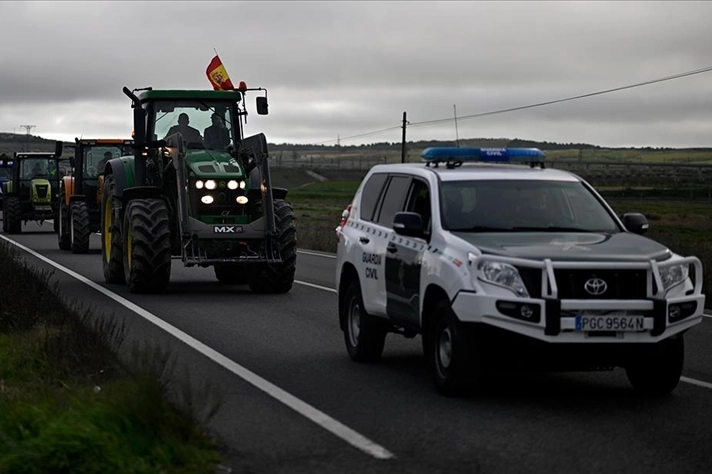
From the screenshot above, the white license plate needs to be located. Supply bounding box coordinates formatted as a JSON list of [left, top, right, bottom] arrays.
[[575, 314, 646, 332]]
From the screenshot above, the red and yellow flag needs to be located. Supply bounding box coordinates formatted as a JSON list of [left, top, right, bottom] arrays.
[[206, 55, 235, 91]]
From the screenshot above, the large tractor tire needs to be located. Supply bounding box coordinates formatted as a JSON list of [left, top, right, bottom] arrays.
[[5, 196, 22, 234], [122, 198, 172, 294], [101, 175, 124, 284], [214, 264, 250, 285], [70, 201, 91, 254], [57, 187, 71, 250], [2, 198, 7, 233], [249, 199, 297, 294]]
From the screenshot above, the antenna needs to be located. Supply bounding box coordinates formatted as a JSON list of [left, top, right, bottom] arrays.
[[453, 105, 460, 148]]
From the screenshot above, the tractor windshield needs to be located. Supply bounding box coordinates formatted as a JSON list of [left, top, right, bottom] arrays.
[[153, 101, 237, 151], [83, 145, 130, 178], [21, 158, 55, 179]]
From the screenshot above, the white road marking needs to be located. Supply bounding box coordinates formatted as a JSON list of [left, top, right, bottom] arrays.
[[681, 377, 712, 390], [297, 249, 337, 259], [295, 280, 337, 293], [0, 235, 394, 460]]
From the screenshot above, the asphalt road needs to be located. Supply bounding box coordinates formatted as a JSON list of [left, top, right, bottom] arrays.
[[3, 220, 712, 474]]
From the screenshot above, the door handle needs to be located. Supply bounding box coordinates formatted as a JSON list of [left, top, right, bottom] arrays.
[[359, 236, 370, 244], [387, 243, 398, 253]]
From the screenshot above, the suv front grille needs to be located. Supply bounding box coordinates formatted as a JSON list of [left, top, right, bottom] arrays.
[[554, 269, 647, 300], [516, 267, 648, 300]]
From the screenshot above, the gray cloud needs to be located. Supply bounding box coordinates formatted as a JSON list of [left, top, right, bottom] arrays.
[[1, 1, 712, 148]]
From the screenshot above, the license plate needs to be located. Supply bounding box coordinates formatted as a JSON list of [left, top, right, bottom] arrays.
[[575, 314, 645, 332]]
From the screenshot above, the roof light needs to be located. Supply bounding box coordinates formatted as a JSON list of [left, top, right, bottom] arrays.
[[421, 147, 545, 168], [238, 81, 247, 92]]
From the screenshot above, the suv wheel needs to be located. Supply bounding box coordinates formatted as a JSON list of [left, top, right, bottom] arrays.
[[343, 279, 387, 363], [625, 336, 684, 396], [429, 300, 484, 396]]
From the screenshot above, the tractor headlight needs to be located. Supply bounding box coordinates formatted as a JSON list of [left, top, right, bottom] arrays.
[[236, 196, 248, 205], [195, 180, 204, 189], [201, 195, 214, 205], [205, 180, 217, 190], [660, 263, 689, 291], [239, 180, 246, 189], [227, 180, 239, 190], [476, 261, 529, 297]]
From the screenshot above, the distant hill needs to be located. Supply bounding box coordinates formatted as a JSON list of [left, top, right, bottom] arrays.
[[1, 132, 710, 159]]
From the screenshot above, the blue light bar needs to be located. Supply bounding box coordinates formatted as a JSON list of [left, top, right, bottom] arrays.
[[421, 147, 545, 164]]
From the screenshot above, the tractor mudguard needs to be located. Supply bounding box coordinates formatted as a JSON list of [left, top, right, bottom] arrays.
[[122, 186, 164, 204], [61, 176, 75, 205], [69, 194, 87, 203], [105, 157, 136, 198]]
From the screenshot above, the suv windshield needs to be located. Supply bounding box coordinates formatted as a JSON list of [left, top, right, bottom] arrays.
[[441, 179, 620, 233], [153, 101, 235, 151]]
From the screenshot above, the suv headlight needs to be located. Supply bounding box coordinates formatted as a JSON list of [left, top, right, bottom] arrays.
[[659, 263, 689, 291], [477, 261, 529, 297]]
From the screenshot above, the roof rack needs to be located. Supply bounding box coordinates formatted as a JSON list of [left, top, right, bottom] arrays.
[[421, 147, 545, 169]]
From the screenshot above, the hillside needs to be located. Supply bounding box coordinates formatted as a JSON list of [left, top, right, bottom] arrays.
[[1, 132, 710, 160]]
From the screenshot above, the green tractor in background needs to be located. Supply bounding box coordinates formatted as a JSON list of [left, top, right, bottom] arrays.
[[2, 142, 65, 234], [101, 85, 296, 293], [58, 138, 133, 253]]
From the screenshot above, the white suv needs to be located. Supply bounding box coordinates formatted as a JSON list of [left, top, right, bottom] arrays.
[[335, 147, 705, 396]]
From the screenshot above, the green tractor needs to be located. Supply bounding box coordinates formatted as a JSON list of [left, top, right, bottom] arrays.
[[101, 85, 296, 294], [58, 138, 133, 253], [2, 142, 65, 234]]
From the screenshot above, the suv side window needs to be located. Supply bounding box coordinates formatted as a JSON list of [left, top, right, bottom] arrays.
[[405, 179, 431, 238], [376, 175, 411, 228], [360, 173, 388, 222]]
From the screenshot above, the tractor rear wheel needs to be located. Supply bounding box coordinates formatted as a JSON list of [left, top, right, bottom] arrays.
[[5, 196, 22, 234], [57, 187, 71, 250], [214, 264, 250, 285], [249, 199, 297, 294], [71, 201, 90, 254], [122, 198, 172, 293], [101, 174, 124, 284]]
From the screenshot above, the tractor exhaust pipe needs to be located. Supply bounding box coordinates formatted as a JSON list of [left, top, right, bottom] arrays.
[[123, 86, 147, 186]]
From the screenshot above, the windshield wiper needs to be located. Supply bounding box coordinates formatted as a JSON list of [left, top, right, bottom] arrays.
[[511, 226, 591, 232], [450, 226, 514, 232]]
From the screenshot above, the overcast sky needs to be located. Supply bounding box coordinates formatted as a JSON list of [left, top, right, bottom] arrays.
[[1, 1, 712, 148]]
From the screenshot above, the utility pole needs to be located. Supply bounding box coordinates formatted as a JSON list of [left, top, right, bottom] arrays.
[[453, 104, 460, 147], [20, 124, 35, 152], [401, 111, 408, 163]]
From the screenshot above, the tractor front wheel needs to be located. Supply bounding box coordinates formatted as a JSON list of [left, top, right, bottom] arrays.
[[71, 201, 90, 254], [249, 199, 297, 294], [101, 174, 124, 284], [122, 198, 172, 293], [5, 196, 22, 234]]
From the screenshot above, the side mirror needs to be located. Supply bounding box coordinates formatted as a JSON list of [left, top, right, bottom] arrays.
[[69, 157, 75, 168], [622, 212, 649, 235], [54, 141, 63, 158], [393, 212, 425, 238], [256, 96, 269, 115]]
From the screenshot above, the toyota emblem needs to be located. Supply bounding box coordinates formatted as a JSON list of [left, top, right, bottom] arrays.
[[584, 278, 607, 296]]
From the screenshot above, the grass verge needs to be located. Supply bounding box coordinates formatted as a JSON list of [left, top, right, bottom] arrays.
[[0, 242, 221, 474]]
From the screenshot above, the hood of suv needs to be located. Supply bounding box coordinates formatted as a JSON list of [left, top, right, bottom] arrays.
[[453, 231, 671, 262]]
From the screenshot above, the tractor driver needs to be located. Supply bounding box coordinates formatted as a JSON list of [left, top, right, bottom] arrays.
[[203, 113, 230, 149], [97, 151, 113, 172], [165, 113, 202, 145]]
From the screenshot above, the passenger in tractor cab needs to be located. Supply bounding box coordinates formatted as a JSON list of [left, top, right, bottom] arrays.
[[97, 151, 113, 172], [203, 113, 230, 149], [165, 113, 202, 145]]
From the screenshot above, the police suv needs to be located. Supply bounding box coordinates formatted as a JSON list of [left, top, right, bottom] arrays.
[[335, 147, 705, 396]]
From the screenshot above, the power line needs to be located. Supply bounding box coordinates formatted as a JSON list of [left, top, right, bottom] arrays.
[[310, 64, 712, 145]]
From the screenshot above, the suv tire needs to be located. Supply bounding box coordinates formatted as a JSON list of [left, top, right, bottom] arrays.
[[625, 336, 684, 396], [343, 279, 387, 363]]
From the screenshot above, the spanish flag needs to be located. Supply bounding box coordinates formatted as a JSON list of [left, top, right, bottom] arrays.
[[206, 55, 235, 91]]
